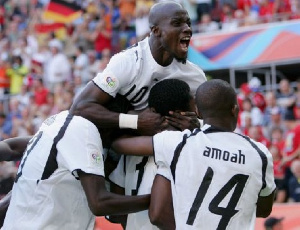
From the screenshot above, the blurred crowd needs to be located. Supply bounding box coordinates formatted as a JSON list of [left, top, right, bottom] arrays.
[[0, 0, 299, 205], [236, 77, 300, 204]]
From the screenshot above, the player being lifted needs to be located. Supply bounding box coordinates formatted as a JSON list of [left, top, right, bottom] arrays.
[[109, 78, 195, 229], [112, 79, 276, 230]]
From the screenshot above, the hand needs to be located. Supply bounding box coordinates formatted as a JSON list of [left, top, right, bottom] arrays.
[[137, 108, 167, 136], [279, 157, 289, 168], [166, 111, 200, 131]]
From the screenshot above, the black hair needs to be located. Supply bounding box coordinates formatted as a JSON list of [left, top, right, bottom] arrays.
[[148, 79, 192, 116]]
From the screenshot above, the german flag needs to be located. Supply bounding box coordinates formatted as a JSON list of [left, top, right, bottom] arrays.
[[43, 0, 82, 23]]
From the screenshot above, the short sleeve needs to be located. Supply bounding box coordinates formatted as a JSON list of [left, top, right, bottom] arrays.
[[156, 164, 171, 181], [259, 147, 277, 197], [58, 117, 105, 178], [153, 130, 190, 178], [92, 52, 136, 97], [109, 155, 126, 188]]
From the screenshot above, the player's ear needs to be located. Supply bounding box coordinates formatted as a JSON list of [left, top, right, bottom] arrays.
[[150, 107, 156, 113], [232, 104, 239, 117], [196, 106, 203, 119], [151, 25, 161, 37]]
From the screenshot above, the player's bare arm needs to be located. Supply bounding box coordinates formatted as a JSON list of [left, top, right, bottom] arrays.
[[107, 182, 128, 228], [111, 136, 153, 156], [79, 171, 150, 216], [0, 136, 32, 161], [0, 191, 11, 228], [256, 190, 276, 218], [70, 82, 164, 135], [149, 175, 175, 230]]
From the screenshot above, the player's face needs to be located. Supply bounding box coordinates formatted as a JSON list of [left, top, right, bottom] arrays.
[[158, 7, 192, 63]]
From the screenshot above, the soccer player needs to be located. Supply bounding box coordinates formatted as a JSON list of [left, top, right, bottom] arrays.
[[150, 79, 276, 229], [109, 79, 195, 229], [69, 1, 206, 136], [1, 111, 150, 230], [112, 80, 276, 229]]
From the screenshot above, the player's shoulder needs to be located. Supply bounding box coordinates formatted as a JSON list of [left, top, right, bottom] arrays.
[[155, 129, 192, 143], [107, 40, 145, 72], [182, 60, 206, 80], [236, 132, 270, 155]]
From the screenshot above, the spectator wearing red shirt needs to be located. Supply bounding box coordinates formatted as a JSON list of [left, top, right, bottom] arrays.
[[88, 6, 112, 59], [259, 0, 275, 22], [273, 0, 292, 20], [269, 144, 286, 187], [248, 125, 271, 148], [33, 78, 49, 106], [282, 122, 300, 168]]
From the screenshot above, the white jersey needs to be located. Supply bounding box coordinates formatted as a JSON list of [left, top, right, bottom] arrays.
[[109, 155, 158, 230], [3, 111, 104, 230], [153, 124, 276, 230], [93, 37, 206, 110]]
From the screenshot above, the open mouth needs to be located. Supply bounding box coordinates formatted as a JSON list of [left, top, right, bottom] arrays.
[[179, 36, 190, 52]]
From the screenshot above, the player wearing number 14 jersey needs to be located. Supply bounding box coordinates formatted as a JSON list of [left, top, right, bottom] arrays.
[[150, 80, 276, 229]]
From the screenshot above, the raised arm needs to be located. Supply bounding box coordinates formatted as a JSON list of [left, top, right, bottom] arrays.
[[79, 171, 150, 216], [256, 190, 275, 218], [0, 136, 32, 161], [70, 82, 119, 129], [111, 136, 154, 156], [149, 175, 175, 230], [70, 82, 164, 136]]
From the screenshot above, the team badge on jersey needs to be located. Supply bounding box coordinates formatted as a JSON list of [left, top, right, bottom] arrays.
[[99, 71, 119, 93], [90, 151, 102, 166]]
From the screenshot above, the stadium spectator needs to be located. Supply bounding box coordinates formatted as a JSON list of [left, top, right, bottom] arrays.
[[263, 106, 287, 140], [294, 78, 300, 119], [98, 48, 112, 73], [269, 127, 285, 152], [73, 45, 90, 84], [281, 121, 300, 168], [239, 97, 263, 127], [288, 160, 300, 202], [198, 13, 219, 33], [195, 0, 213, 21], [269, 144, 286, 190], [88, 6, 112, 59], [86, 49, 101, 79], [0, 113, 11, 141], [276, 78, 296, 123], [263, 91, 283, 126], [32, 78, 49, 107], [248, 77, 266, 112], [135, 4, 151, 41], [248, 125, 270, 148], [6, 56, 28, 95], [45, 39, 71, 92], [0, 59, 10, 98]]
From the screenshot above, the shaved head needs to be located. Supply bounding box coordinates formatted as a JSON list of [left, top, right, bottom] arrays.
[[196, 79, 237, 119], [149, 1, 184, 28]]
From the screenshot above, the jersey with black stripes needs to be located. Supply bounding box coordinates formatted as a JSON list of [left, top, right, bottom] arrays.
[[93, 37, 206, 110], [153, 124, 276, 230], [109, 155, 159, 230], [3, 111, 104, 230]]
